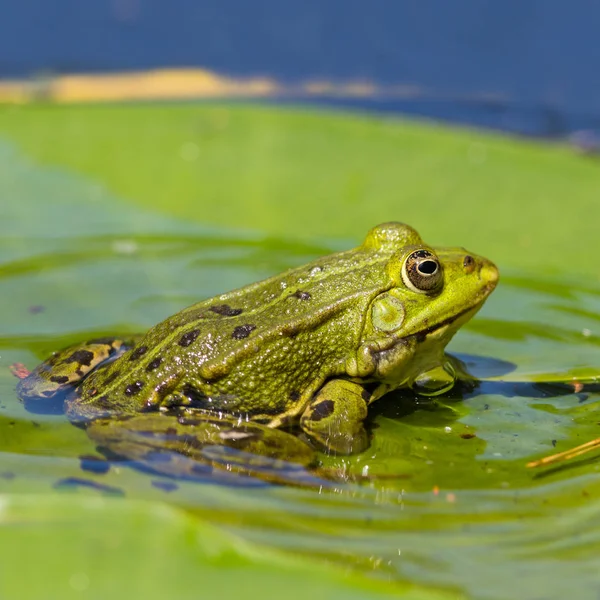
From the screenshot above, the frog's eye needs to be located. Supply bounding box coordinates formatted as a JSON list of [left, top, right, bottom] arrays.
[[402, 250, 443, 293]]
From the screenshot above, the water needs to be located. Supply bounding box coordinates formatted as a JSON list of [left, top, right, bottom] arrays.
[[2, 136, 600, 598], [2, 1, 600, 137]]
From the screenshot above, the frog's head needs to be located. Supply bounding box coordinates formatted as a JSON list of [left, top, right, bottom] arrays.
[[355, 222, 498, 386]]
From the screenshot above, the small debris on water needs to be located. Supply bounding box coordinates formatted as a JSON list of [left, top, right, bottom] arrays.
[[9, 363, 30, 379]]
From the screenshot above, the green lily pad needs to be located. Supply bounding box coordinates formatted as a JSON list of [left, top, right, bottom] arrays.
[[0, 493, 454, 599], [2, 102, 600, 600]]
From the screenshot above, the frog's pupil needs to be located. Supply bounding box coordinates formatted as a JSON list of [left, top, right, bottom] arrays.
[[418, 260, 438, 275]]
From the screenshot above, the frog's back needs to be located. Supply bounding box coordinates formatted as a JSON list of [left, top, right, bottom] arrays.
[[76, 237, 400, 418]]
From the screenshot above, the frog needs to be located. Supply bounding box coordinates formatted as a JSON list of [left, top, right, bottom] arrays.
[[16, 222, 498, 484]]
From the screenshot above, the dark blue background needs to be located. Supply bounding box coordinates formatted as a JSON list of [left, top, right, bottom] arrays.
[[3, 1, 599, 135]]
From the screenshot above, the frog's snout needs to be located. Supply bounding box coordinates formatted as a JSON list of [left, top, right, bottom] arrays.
[[477, 257, 499, 290]]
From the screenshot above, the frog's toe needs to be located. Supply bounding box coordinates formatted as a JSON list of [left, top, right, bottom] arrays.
[[410, 362, 457, 396]]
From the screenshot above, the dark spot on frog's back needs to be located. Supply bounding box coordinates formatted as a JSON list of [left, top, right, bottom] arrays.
[[66, 349, 94, 366], [289, 390, 301, 401], [146, 357, 162, 372], [129, 345, 148, 361], [281, 324, 300, 338], [209, 304, 243, 317], [292, 291, 311, 301], [50, 375, 69, 384], [124, 380, 145, 396], [310, 400, 335, 421], [103, 370, 120, 385], [178, 329, 200, 347], [232, 324, 256, 340]]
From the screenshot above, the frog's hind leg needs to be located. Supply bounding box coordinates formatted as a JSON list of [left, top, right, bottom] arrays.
[[86, 411, 321, 486], [300, 379, 370, 455], [16, 335, 144, 409]]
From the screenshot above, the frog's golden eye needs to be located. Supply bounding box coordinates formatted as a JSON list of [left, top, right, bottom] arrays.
[[402, 250, 443, 293]]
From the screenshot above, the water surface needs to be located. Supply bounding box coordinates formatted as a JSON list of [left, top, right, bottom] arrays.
[[2, 139, 600, 599]]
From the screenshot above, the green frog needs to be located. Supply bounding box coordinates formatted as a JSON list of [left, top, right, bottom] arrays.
[[17, 223, 498, 483]]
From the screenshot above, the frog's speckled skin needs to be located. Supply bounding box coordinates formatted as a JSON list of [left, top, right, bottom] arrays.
[[17, 223, 498, 478]]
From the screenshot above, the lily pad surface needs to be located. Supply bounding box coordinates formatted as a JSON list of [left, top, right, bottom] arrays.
[[1, 104, 600, 599]]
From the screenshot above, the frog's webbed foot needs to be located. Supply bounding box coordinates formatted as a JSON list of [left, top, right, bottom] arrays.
[[16, 335, 144, 410], [86, 411, 321, 486], [410, 361, 457, 396], [300, 379, 370, 455]]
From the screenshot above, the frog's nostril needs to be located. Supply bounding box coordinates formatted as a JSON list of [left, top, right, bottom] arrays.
[[463, 255, 475, 273]]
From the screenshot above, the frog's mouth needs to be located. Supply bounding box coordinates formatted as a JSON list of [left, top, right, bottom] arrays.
[[416, 274, 498, 341], [413, 301, 484, 342]]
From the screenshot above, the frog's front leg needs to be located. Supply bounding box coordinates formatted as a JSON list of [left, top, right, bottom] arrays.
[[300, 379, 370, 455], [17, 335, 144, 405]]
